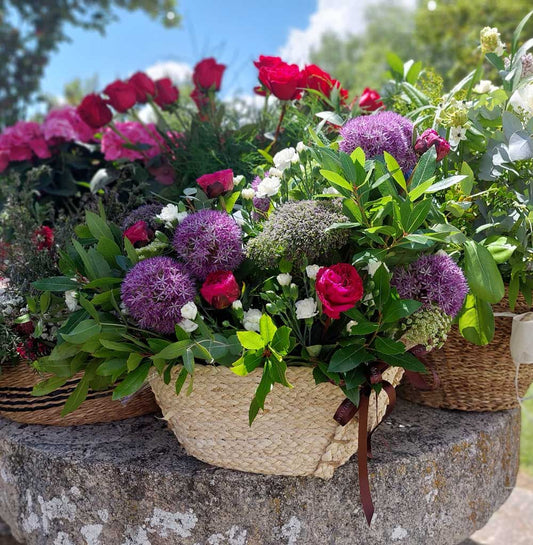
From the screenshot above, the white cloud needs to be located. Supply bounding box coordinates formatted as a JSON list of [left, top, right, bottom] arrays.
[[279, 0, 416, 66], [145, 61, 192, 85]]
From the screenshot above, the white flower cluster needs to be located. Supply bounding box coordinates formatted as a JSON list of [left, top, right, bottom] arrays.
[[0, 279, 24, 318], [255, 176, 281, 198], [156, 203, 188, 228]]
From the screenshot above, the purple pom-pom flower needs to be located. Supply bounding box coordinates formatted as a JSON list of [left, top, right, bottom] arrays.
[[392, 253, 468, 318], [173, 209, 244, 280], [339, 111, 417, 172], [251, 175, 271, 216], [121, 256, 196, 334], [122, 203, 164, 231]]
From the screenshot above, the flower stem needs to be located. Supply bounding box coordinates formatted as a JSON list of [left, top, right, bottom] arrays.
[[273, 101, 288, 145]]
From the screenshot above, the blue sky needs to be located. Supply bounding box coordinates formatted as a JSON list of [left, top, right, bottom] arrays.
[[42, 1, 317, 99]]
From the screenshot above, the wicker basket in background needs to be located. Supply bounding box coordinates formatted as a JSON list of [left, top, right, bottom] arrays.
[[400, 294, 533, 411], [150, 364, 404, 479], [0, 364, 159, 425]]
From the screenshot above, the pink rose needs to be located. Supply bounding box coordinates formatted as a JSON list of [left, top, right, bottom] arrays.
[[258, 61, 302, 101], [128, 72, 156, 103], [103, 80, 137, 112], [200, 271, 240, 309], [414, 129, 450, 161], [43, 106, 95, 144], [196, 169, 234, 198], [315, 263, 364, 319], [77, 94, 113, 129], [148, 162, 176, 185], [123, 221, 153, 247], [193, 58, 226, 91], [101, 122, 163, 162], [358, 88, 383, 112]]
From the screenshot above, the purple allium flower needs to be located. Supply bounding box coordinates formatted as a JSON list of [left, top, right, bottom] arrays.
[[251, 175, 270, 215], [122, 204, 164, 232], [121, 257, 196, 334], [391, 254, 468, 318], [339, 111, 417, 172], [173, 209, 244, 280]]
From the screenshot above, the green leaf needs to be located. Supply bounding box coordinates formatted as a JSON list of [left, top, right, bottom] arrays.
[[32, 376, 68, 397], [153, 340, 192, 360], [249, 364, 274, 425], [97, 237, 122, 264], [78, 295, 100, 322], [72, 239, 97, 279], [61, 374, 90, 416], [271, 326, 291, 354], [175, 367, 189, 395], [182, 348, 195, 374], [373, 337, 406, 355], [39, 291, 51, 314], [377, 351, 427, 373], [373, 264, 391, 309], [319, 169, 353, 192], [32, 277, 78, 292], [237, 330, 265, 350], [112, 361, 151, 400], [485, 236, 518, 264], [458, 293, 495, 346], [96, 358, 128, 378], [464, 240, 505, 304], [225, 191, 240, 213], [512, 10, 533, 53], [405, 199, 432, 233], [61, 320, 101, 344], [426, 175, 467, 193], [86, 211, 114, 241], [328, 346, 374, 373], [269, 356, 292, 388], [127, 352, 143, 372], [259, 314, 277, 344], [410, 147, 436, 189], [386, 51, 404, 74], [383, 151, 406, 191], [124, 237, 139, 265], [382, 299, 422, 323], [100, 339, 139, 353]]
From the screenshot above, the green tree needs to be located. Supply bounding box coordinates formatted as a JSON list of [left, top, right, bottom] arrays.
[[414, 0, 533, 87], [0, 0, 180, 127], [311, 1, 419, 93]]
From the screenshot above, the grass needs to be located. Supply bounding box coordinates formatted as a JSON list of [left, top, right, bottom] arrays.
[[520, 385, 533, 476]]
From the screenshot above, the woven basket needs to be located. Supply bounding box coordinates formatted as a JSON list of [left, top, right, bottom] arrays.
[[149, 364, 404, 479], [0, 363, 159, 425], [400, 294, 533, 411]]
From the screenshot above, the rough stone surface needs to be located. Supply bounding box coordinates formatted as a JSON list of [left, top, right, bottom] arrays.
[[0, 401, 520, 545]]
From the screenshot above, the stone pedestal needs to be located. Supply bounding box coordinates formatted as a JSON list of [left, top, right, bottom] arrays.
[[0, 400, 520, 545]]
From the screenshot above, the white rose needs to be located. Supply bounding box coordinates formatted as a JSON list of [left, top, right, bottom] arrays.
[[233, 175, 244, 184], [256, 176, 281, 198], [232, 209, 245, 226], [156, 203, 186, 227], [179, 319, 198, 333], [64, 290, 79, 312], [277, 273, 292, 286], [269, 167, 284, 178], [180, 301, 198, 320], [241, 188, 256, 200], [243, 308, 262, 332], [346, 320, 358, 332], [306, 264, 321, 280], [296, 141, 308, 153], [232, 300, 243, 310], [295, 298, 318, 320], [473, 80, 498, 94], [273, 147, 298, 171]]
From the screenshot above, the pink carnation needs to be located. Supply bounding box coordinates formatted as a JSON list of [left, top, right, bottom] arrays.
[[43, 106, 95, 145], [101, 121, 164, 162], [0, 121, 50, 171]]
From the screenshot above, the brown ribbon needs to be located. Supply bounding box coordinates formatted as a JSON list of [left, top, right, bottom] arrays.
[[333, 363, 397, 526], [404, 345, 441, 391]]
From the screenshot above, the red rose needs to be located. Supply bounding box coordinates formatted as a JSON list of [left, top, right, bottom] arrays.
[[259, 62, 302, 101], [200, 271, 240, 309], [253, 55, 283, 70], [193, 57, 226, 91], [32, 226, 54, 251], [77, 94, 113, 129], [103, 80, 137, 113], [123, 220, 153, 247], [154, 78, 179, 107], [414, 129, 450, 161], [128, 72, 156, 103], [315, 263, 364, 319], [358, 87, 383, 112], [197, 169, 234, 198]]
